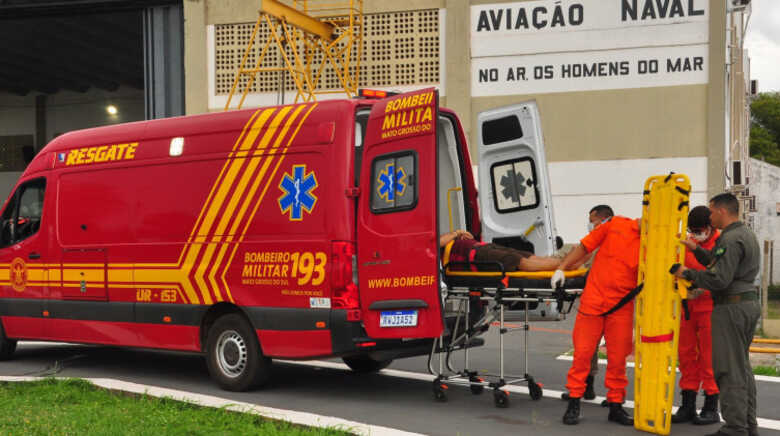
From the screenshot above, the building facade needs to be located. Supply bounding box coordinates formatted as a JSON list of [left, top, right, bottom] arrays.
[[182, 0, 750, 243], [750, 157, 779, 286]]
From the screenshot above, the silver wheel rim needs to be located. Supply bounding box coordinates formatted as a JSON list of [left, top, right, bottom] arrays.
[[216, 329, 248, 378]]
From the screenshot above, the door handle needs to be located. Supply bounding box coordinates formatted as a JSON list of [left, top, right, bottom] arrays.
[[28, 252, 41, 260]]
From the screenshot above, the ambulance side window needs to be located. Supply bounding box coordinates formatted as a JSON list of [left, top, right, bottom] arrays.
[[0, 178, 46, 248], [370, 151, 417, 213], [490, 157, 539, 213]]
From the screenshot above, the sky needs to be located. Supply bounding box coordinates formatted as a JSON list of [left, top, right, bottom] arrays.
[[745, 0, 780, 92]]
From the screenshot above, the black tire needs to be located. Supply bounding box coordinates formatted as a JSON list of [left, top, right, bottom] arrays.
[[469, 376, 485, 395], [342, 354, 392, 373], [433, 379, 448, 402], [0, 321, 17, 361], [205, 314, 270, 392], [494, 389, 510, 408], [529, 380, 543, 400]]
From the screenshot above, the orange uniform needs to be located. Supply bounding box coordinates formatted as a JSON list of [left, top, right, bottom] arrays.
[[678, 230, 720, 395], [566, 216, 640, 403]]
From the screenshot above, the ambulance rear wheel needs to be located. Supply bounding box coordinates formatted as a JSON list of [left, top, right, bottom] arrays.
[[206, 314, 270, 391], [342, 355, 392, 373], [0, 321, 17, 361]]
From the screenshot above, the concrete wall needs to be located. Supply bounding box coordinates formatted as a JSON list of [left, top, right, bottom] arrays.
[[750, 158, 780, 286]]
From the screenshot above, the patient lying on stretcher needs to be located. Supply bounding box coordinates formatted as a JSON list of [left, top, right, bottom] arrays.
[[440, 229, 566, 272]]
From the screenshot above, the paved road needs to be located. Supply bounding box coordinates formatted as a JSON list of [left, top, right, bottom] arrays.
[[1, 309, 778, 435]]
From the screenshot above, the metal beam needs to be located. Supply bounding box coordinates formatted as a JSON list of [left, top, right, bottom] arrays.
[[143, 3, 184, 119], [261, 0, 334, 42]]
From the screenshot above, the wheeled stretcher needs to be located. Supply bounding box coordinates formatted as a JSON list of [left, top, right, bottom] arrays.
[[428, 242, 588, 407]]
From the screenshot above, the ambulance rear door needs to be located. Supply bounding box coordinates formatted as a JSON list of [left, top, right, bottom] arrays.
[[477, 102, 559, 256], [356, 88, 443, 339]]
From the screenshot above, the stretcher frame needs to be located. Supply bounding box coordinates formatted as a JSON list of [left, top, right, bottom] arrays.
[[428, 257, 586, 408]]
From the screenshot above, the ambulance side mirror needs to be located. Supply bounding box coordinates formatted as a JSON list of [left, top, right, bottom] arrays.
[[555, 236, 564, 250]]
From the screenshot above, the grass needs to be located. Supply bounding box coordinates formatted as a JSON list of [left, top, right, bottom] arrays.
[[753, 366, 780, 377], [0, 379, 352, 436]]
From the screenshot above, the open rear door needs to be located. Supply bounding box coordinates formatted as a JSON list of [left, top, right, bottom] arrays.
[[477, 102, 558, 256], [357, 88, 443, 339]]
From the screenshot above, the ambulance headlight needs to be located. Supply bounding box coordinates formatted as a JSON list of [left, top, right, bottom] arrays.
[[169, 137, 184, 156]]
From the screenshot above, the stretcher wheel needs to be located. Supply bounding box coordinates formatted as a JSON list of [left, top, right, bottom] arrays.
[[528, 380, 543, 400], [432, 379, 448, 402], [493, 389, 510, 408], [469, 376, 484, 395]]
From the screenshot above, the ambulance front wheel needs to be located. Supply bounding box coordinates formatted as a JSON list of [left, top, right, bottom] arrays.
[[342, 354, 393, 373], [206, 314, 271, 391], [0, 321, 17, 361]]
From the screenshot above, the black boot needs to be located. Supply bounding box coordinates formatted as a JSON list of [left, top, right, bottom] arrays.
[[607, 402, 634, 426], [693, 393, 720, 425], [584, 375, 596, 400], [672, 390, 697, 423], [563, 397, 581, 425]]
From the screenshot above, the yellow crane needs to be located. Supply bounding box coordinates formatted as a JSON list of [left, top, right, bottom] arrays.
[[225, 0, 363, 110]]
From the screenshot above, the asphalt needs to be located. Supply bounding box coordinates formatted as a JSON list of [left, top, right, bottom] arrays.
[[1, 307, 778, 436]]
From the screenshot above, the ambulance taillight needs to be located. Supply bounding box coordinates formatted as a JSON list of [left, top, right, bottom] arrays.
[[331, 241, 360, 312]]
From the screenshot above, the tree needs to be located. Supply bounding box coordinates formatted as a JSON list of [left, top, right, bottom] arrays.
[[750, 92, 780, 167]]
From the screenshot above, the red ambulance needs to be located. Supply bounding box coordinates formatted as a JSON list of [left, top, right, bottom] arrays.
[[0, 88, 558, 391]]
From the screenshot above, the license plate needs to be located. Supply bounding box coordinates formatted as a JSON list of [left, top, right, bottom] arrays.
[[380, 310, 418, 327]]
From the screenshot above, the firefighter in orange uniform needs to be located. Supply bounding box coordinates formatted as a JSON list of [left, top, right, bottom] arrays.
[[672, 206, 721, 425], [552, 205, 639, 426]]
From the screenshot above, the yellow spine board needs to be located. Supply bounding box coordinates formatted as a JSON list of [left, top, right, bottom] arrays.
[[634, 174, 691, 435]]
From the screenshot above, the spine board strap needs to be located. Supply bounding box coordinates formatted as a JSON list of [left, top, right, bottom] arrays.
[[599, 282, 644, 316]]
